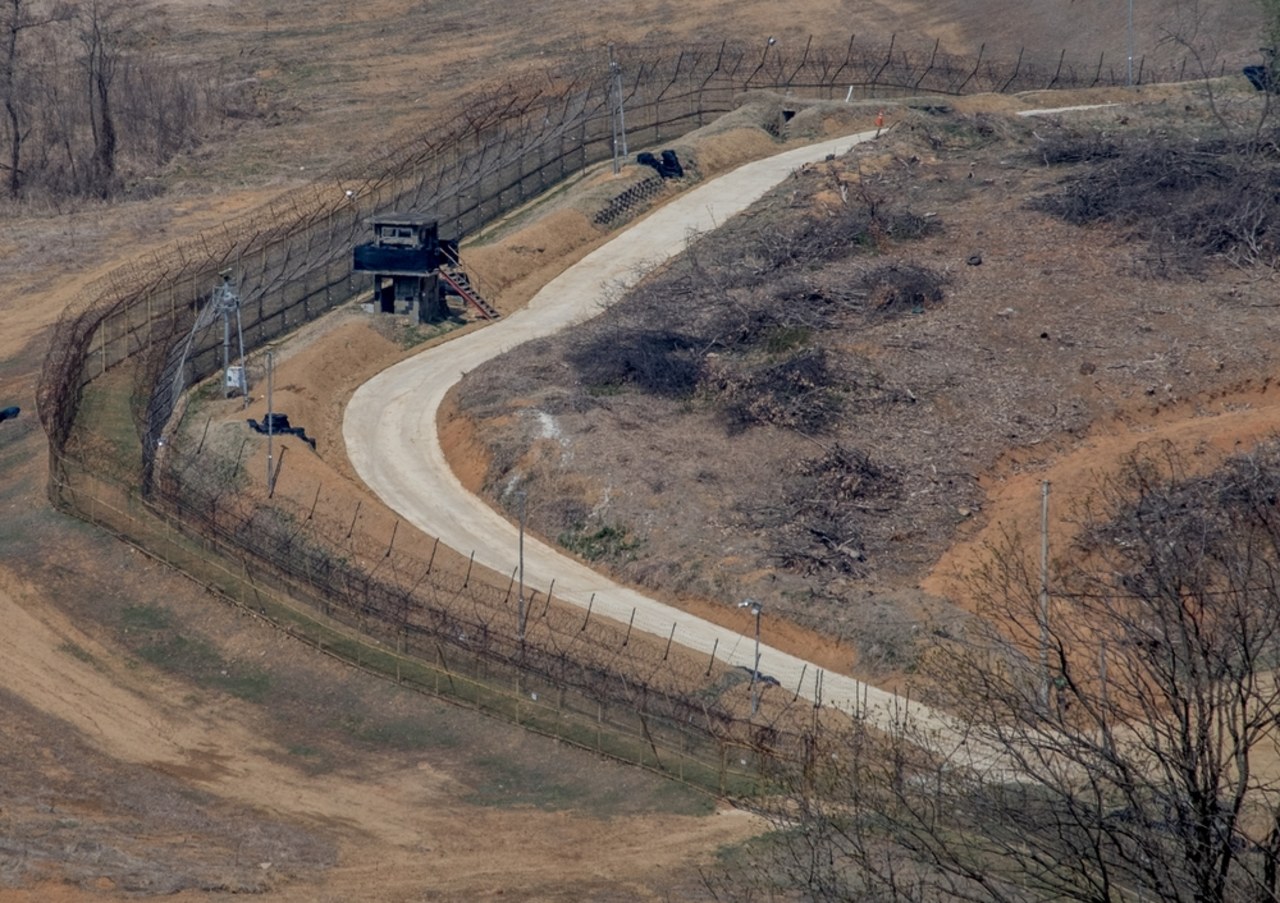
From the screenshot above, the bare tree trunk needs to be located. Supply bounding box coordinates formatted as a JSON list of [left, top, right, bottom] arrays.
[[1263, 813, 1280, 903], [81, 0, 119, 198], [4, 94, 19, 199], [2, 0, 75, 199], [92, 44, 113, 193], [2, 0, 25, 199]]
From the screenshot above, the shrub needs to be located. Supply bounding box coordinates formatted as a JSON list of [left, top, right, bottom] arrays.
[[567, 328, 704, 397], [745, 443, 898, 576], [712, 347, 844, 434], [1030, 134, 1280, 271], [558, 522, 641, 562], [860, 262, 948, 317]]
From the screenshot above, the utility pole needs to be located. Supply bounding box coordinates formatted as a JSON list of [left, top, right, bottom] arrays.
[[739, 598, 763, 716], [517, 490, 527, 645], [1039, 480, 1051, 712], [220, 277, 232, 393], [1127, 0, 1135, 87], [266, 350, 275, 493], [608, 44, 628, 173]]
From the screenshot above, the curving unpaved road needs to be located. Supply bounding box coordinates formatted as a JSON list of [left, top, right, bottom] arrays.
[[345, 130, 971, 747]]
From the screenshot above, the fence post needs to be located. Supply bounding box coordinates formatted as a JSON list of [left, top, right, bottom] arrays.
[[48, 42, 1076, 800]]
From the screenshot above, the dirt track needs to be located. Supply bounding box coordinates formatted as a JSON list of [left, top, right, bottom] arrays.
[[0, 566, 763, 902]]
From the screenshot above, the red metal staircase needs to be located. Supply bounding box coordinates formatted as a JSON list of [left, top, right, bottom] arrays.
[[438, 248, 500, 321]]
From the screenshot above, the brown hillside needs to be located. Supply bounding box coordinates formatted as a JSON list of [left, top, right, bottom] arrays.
[[0, 0, 1270, 900], [448, 90, 1280, 680]]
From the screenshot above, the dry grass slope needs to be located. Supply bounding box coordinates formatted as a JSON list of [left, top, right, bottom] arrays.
[[0, 0, 1275, 899]]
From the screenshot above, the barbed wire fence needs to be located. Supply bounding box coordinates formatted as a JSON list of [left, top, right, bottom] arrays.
[[58, 434, 829, 793], [36, 35, 1190, 790]]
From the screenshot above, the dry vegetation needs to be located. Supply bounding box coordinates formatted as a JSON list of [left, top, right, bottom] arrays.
[[1, 0, 1278, 899], [706, 438, 1280, 902], [452, 88, 1280, 678], [1031, 129, 1280, 273]]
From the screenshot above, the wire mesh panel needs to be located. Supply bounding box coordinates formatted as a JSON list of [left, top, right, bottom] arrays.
[[36, 34, 1188, 785]]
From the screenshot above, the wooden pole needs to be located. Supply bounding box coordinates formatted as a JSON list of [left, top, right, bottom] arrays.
[[794, 663, 808, 702], [517, 491, 527, 643], [426, 536, 440, 574], [1039, 480, 1051, 711]]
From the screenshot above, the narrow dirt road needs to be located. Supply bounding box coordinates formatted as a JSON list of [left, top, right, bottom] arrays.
[[343, 129, 970, 743], [0, 566, 764, 901]]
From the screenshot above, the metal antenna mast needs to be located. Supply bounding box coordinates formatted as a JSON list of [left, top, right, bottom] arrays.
[[214, 270, 247, 405], [608, 44, 628, 173]]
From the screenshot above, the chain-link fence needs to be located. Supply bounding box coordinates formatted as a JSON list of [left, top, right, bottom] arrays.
[[54, 454, 826, 794], [36, 35, 1190, 788], [38, 37, 1186, 481]]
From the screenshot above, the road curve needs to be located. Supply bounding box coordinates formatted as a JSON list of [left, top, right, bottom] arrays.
[[344, 130, 966, 745]]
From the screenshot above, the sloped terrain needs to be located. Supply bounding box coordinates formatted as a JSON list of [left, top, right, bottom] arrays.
[[0, 0, 1272, 899], [449, 87, 1280, 678]]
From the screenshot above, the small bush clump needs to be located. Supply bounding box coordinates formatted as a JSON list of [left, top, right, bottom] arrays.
[[861, 262, 948, 317], [567, 329, 704, 397], [745, 443, 899, 576], [710, 347, 844, 434], [558, 522, 642, 562], [1031, 132, 1280, 272]]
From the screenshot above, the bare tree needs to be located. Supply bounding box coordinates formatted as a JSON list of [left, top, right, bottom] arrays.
[[78, 0, 127, 197], [0, 0, 70, 198], [36, 24, 80, 193], [713, 441, 1280, 902]]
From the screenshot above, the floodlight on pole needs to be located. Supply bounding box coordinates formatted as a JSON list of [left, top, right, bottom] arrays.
[[738, 598, 763, 715], [214, 270, 246, 404]]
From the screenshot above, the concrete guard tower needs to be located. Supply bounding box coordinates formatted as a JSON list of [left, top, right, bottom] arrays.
[[352, 214, 449, 323]]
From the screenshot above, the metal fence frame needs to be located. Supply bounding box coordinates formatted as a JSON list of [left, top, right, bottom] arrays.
[[35, 35, 1188, 788]]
